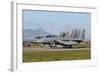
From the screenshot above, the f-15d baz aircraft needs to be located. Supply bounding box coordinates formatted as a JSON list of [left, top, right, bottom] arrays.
[[35, 29, 86, 48]]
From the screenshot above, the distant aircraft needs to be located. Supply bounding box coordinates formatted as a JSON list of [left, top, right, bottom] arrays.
[[34, 29, 86, 48]]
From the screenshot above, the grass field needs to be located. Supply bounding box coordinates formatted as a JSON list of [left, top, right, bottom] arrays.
[[23, 49, 91, 62]]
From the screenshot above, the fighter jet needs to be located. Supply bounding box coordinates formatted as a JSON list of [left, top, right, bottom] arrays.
[[34, 29, 86, 48]]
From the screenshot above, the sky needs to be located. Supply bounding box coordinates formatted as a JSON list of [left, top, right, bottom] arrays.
[[23, 10, 91, 40]]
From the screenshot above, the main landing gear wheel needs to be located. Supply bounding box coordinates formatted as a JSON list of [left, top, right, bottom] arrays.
[[69, 45, 72, 48]]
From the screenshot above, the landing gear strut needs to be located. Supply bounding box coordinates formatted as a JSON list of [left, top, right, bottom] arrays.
[[69, 45, 72, 48]]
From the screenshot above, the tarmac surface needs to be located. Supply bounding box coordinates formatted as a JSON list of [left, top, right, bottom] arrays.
[[23, 47, 90, 52]]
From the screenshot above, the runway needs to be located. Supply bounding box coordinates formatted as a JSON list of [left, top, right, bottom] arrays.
[[23, 47, 90, 52]]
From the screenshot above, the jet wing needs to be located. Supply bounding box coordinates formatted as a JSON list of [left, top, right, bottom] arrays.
[[54, 39, 78, 45]]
